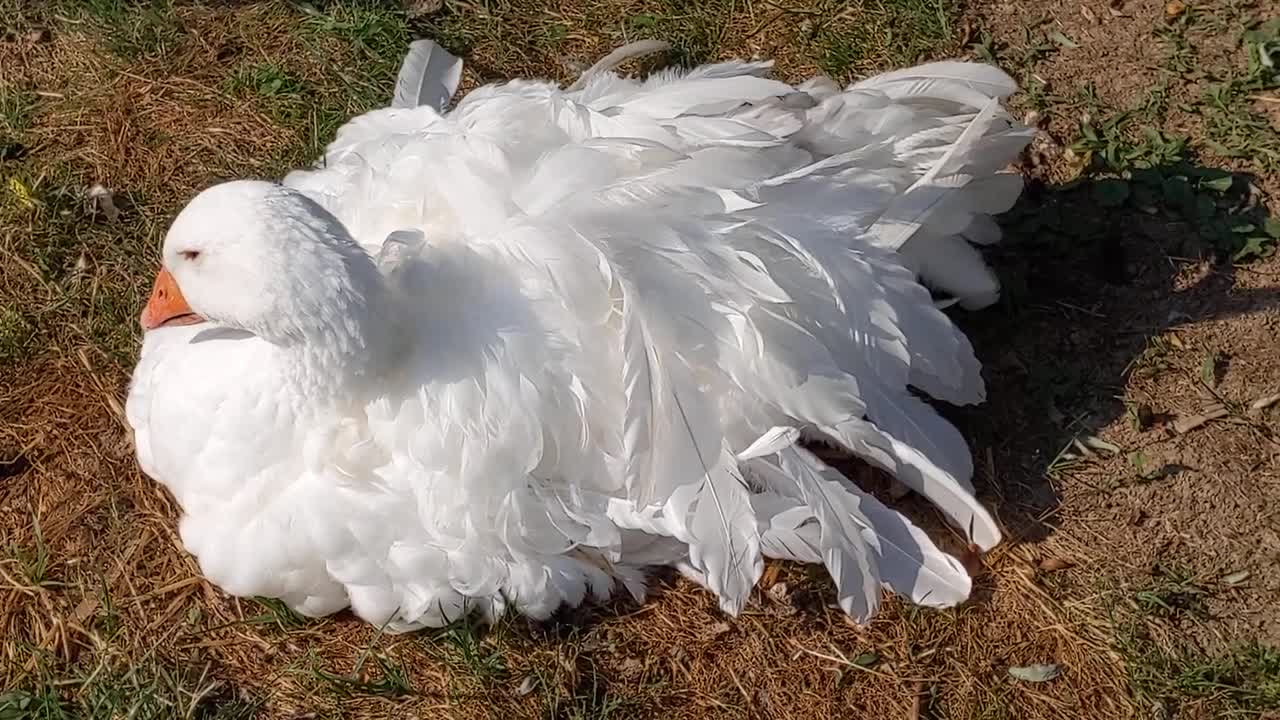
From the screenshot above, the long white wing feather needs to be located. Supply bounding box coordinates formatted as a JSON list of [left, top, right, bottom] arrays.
[[393, 39, 463, 111], [851, 61, 1019, 100], [825, 418, 1002, 550], [777, 447, 881, 620], [748, 448, 971, 608]]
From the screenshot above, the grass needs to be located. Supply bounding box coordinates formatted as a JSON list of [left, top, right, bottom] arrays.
[[0, 0, 1277, 717], [810, 0, 953, 78], [1198, 17, 1280, 169], [1120, 636, 1280, 716], [75, 0, 186, 60], [970, 0, 1279, 265], [246, 597, 309, 632], [0, 306, 36, 364], [0, 85, 34, 141], [427, 618, 510, 685], [1113, 568, 1280, 715], [417, 0, 955, 83], [0, 659, 262, 719], [1105, 566, 1280, 712]]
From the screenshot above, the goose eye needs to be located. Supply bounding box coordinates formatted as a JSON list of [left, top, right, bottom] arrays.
[[180, 250, 201, 261]]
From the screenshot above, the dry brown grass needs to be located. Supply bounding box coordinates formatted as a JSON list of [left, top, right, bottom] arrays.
[[2, 1, 1278, 718]]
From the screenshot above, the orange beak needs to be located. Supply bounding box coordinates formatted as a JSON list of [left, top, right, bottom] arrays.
[[140, 267, 204, 331]]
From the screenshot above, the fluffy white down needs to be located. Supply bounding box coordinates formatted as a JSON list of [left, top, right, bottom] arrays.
[[126, 42, 1035, 632]]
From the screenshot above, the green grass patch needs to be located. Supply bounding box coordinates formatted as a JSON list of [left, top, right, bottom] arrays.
[[0, 305, 37, 365], [0, 169, 154, 363], [69, 0, 185, 61], [814, 0, 953, 79], [0, 85, 35, 140], [0, 661, 261, 720], [975, 0, 1280, 264], [427, 617, 510, 684], [226, 62, 305, 100], [1108, 567, 1280, 715], [245, 596, 309, 632], [230, 3, 410, 170], [1118, 633, 1280, 714], [1199, 18, 1280, 169]]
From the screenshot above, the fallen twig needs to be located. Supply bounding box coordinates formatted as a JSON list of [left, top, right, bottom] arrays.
[[1173, 404, 1230, 434], [1249, 393, 1280, 412]]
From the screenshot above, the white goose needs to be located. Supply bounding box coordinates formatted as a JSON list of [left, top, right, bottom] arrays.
[[126, 41, 1035, 631]]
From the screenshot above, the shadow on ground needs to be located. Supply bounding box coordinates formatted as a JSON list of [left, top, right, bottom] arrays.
[[951, 156, 1277, 542]]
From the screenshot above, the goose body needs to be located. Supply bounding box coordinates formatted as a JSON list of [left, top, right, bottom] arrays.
[[126, 42, 1034, 631]]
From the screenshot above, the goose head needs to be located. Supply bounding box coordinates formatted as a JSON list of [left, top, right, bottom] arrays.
[[141, 180, 391, 388]]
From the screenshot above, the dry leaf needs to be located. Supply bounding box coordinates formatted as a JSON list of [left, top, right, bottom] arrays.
[[1081, 435, 1121, 454], [1049, 30, 1079, 49], [910, 680, 925, 720], [960, 543, 984, 576], [1173, 404, 1229, 434], [1221, 570, 1250, 587], [1164, 0, 1185, 18], [8, 176, 35, 209], [1081, 4, 1098, 22], [1009, 663, 1061, 682], [767, 582, 790, 603], [515, 675, 537, 696], [88, 184, 121, 223], [1249, 393, 1280, 411], [1039, 557, 1074, 572], [760, 561, 781, 589]]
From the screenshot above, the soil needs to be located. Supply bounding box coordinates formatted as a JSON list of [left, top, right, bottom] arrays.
[[966, 0, 1280, 658]]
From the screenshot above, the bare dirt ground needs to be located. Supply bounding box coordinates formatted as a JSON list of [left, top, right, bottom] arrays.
[[1, 1, 1277, 718]]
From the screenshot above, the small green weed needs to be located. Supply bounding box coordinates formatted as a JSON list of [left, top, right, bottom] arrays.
[[537, 654, 628, 720], [309, 652, 414, 698], [301, 617, 414, 698], [227, 63, 303, 100], [1073, 118, 1189, 171], [246, 596, 308, 632], [427, 616, 508, 683], [1134, 566, 1209, 620], [5, 516, 56, 589], [1066, 123, 1277, 261]]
